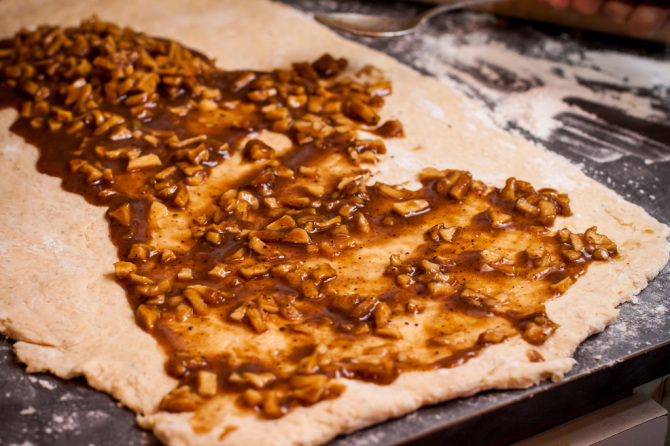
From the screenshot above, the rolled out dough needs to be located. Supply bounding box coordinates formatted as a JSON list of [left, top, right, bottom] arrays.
[[0, 1, 668, 445]]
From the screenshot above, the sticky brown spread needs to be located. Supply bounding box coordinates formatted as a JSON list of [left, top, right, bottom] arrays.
[[0, 18, 618, 421]]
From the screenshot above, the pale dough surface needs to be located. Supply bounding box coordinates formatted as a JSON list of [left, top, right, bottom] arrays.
[[0, 1, 668, 445]]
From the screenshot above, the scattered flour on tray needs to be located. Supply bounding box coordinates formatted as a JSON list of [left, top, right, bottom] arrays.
[[20, 406, 36, 415], [51, 413, 79, 433], [38, 378, 57, 390], [385, 13, 670, 164]]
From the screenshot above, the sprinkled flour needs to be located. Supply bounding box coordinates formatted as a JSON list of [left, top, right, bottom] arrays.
[[377, 12, 670, 164]]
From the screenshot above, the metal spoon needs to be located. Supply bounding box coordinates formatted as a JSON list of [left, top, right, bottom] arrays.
[[315, 0, 509, 38]]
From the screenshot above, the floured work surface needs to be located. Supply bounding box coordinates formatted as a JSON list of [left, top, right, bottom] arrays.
[[0, 1, 668, 445]]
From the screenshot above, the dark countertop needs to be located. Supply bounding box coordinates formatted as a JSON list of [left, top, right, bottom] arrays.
[[1, 1, 669, 445]]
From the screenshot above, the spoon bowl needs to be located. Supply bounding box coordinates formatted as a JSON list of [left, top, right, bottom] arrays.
[[315, 0, 509, 38], [315, 13, 425, 38]]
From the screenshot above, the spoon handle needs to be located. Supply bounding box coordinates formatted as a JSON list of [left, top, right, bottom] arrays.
[[418, 0, 511, 25]]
